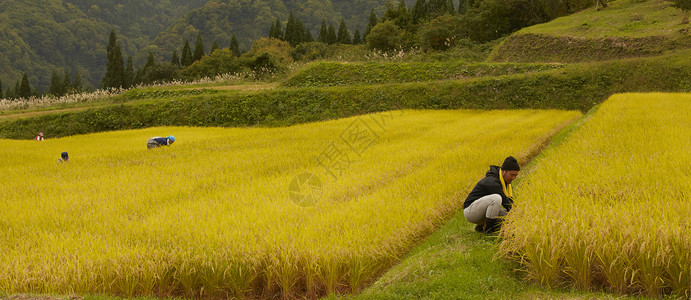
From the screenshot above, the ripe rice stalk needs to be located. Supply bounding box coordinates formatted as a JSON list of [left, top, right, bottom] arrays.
[[0, 109, 580, 298], [499, 93, 691, 296]]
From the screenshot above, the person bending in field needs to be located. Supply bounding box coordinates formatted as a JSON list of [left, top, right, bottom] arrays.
[[147, 135, 175, 149], [463, 156, 520, 234], [57, 152, 69, 163], [35, 132, 44, 141]]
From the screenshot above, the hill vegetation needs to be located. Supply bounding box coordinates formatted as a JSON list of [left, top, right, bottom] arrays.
[[489, 0, 691, 62], [1, 0, 607, 95], [0, 0, 208, 91]]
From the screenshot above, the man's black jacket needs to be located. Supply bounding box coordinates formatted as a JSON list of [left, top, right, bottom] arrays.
[[463, 165, 513, 211]]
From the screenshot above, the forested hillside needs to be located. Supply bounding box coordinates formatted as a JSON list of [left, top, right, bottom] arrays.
[[0, 0, 404, 92], [151, 0, 412, 57], [0, 0, 207, 91]]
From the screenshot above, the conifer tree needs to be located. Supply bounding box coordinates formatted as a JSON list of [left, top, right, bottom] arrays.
[[63, 69, 71, 94], [125, 56, 135, 88], [304, 26, 314, 42], [429, 0, 447, 17], [49, 69, 62, 96], [171, 50, 180, 68], [318, 19, 329, 43], [337, 19, 351, 44], [294, 18, 306, 44], [73, 70, 83, 93], [413, 0, 428, 23], [193, 32, 205, 62], [0, 80, 3, 99], [284, 10, 305, 46], [458, 0, 467, 14], [210, 39, 220, 54], [19, 73, 31, 98], [352, 27, 362, 44], [365, 9, 378, 38], [447, 0, 455, 14], [327, 22, 337, 44], [14, 80, 20, 99], [230, 34, 241, 56], [269, 20, 277, 38], [270, 18, 283, 39], [102, 30, 125, 89], [181, 39, 193, 67], [145, 52, 156, 70]]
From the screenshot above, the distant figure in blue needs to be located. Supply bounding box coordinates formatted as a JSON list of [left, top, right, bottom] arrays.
[[57, 152, 69, 163], [147, 135, 175, 149]]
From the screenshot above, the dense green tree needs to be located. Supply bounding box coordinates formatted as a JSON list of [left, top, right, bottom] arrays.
[[141, 63, 177, 84], [230, 34, 241, 57], [145, 52, 156, 70], [295, 18, 306, 44], [385, 0, 414, 31], [365, 9, 378, 38], [327, 23, 338, 44], [447, 0, 456, 14], [284, 10, 305, 46], [181, 39, 193, 67], [458, 0, 468, 14], [318, 19, 329, 43], [49, 70, 63, 96], [284, 11, 296, 42], [102, 30, 125, 89], [0, 80, 3, 99], [19, 73, 31, 98], [211, 39, 220, 54], [417, 14, 459, 51], [193, 32, 205, 62], [412, 0, 429, 23], [63, 69, 71, 94], [366, 20, 404, 51], [269, 18, 283, 39], [353, 27, 362, 44], [337, 19, 352, 44], [125, 56, 135, 88], [178, 48, 244, 80], [304, 26, 314, 43], [170, 50, 181, 68], [14, 80, 20, 99], [429, 0, 448, 17], [73, 69, 83, 93]]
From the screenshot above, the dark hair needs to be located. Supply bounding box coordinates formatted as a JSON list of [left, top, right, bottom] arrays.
[[501, 156, 520, 171]]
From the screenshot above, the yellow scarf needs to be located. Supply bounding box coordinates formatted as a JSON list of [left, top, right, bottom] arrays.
[[499, 167, 513, 199]]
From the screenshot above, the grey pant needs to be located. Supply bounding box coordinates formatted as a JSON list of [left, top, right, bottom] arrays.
[[147, 139, 159, 149], [463, 194, 507, 224]]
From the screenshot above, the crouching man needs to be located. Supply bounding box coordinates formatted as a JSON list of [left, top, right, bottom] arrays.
[[147, 135, 175, 149], [463, 156, 520, 234]]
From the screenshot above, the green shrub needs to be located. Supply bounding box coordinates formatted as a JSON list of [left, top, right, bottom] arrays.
[[178, 49, 246, 80], [292, 42, 332, 61], [366, 21, 406, 52]]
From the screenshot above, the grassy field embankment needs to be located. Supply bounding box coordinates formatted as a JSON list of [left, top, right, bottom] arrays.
[[488, 0, 691, 63], [1, 50, 690, 140]]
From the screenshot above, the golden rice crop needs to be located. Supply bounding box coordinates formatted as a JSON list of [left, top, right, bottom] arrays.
[[499, 93, 691, 298], [0, 109, 579, 298]]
